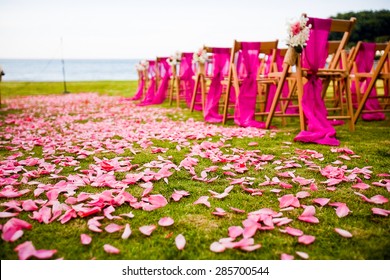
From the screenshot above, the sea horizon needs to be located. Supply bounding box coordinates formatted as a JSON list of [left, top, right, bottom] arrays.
[[0, 58, 141, 82]]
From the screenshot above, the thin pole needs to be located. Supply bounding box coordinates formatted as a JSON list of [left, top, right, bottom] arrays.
[[61, 38, 70, 94]]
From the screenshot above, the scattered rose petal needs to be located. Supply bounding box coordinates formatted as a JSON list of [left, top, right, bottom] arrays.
[[103, 244, 120, 254], [335, 228, 353, 238], [175, 234, 186, 250], [210, 242, 226, 253], [139, 225, 157, 236], [121, 224, 132, 239], [298, 235, 316, 245], [158, 217, 174, 227], [80, 234, 92, 245]]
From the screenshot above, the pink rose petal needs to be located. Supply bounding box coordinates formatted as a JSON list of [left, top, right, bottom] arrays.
[[296, 251, 309, 259], [228, 226, 244, 239], [121, 224, 132, 239], [313, 198, 330, 207], [158, 217, 174, 227], [175, 234, 186, 250], [210, 242, 226, 253], [284, 226, 303, 237], [139, 225, 157, 236], [103, 244, 120, 254], [193, 196, 211, 208], [281, 253, 294, 260], [335, 228, 353, 238], [298, 235, 316, 245], [371, 207, 390, 216], [105, 223, 124, 233], [80, 234, 92, 245]]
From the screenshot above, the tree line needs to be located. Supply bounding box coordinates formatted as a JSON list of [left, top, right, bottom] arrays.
[[329, 10, 390, 45]]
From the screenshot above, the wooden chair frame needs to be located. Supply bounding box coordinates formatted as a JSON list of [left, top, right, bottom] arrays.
[[222, 39, 279, 124], [265, 16, 357, 131]]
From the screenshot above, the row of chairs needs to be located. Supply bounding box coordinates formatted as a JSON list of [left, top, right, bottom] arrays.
[[132, 14, 389, 144]]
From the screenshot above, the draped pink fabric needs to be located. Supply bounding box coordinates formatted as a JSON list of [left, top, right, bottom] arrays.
[[138, 61, 156, 106], [234, 42, 266, 128], [265, 50, 297, 113], [151, 58, 172, 105], [131, 71, 145, 101], [180, 53, 201, 110], [351, 42, 385, 121], [204, 48, 231, 123], [294, 18, 340, 146]]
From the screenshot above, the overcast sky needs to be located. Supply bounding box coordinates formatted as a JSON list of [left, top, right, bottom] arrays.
[[0, 0, 389, 59]]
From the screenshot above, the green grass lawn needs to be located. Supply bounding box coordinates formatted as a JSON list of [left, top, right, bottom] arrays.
[[0, 81, 389, 260]]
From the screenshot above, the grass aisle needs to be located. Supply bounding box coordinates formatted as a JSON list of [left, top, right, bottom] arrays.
[[0, 82, 389, 260]]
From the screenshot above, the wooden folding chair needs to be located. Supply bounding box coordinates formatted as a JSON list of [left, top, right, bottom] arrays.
[[266, 15, 357, 132], [351, 41, 390, 123], [222, 40, 279, 125], [190, 47, 231, 114], [168, 52, 195, 108]]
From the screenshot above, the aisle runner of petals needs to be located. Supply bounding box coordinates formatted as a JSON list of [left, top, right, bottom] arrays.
[[0, 93, 389, 259]]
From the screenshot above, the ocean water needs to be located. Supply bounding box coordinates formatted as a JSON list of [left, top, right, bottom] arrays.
[[0, 59, 139, 81]]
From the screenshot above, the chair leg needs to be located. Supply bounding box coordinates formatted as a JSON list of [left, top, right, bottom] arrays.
[[190, 74, 201, 112], [265, 64, 290, 129], [296, 57, 306, 131]]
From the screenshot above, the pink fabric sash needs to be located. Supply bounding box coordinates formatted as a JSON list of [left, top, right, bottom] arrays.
[[234, 42, 266, 128], [204, 48, 231, 123], [180, 53, 201, 110], [351, 42, 385, 121], [151, 58, 172, 105], [131, 71, 145, 101], [294, 18, 340, 146], [138, 61, 156, 106]]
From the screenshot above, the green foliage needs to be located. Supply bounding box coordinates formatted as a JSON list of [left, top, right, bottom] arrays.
[[329, 10, 390, 45]]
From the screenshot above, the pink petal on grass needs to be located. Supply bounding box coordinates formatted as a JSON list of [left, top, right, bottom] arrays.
[[230, 207, 245, 214], [335, 228, 353, 238], [313, 198, 330, 207], [14, 241, 36, 260], [80, 234, 92, 245], [228, 226, 244, 239], [175, 234, 186, 250], [240, 244, 261, 252], [14, 241, 56, 260], [0, 212, 19, 218], [193, 196, 211, 208], [370, 195, 389, 204], [105, 223, 124, 233], [139, 225, 157, 236], [121, 224, 132, 239], [281, 253, 294, 260], [148, 194, 168, 208], [298, 235, 316, 245], [158, 217, 174, 227], [278, 194, 296, 208], [2, 218, 32, 242], [210, 242, 226, 253], [103, 244, 120, 254], [283, 226, 303, 237], [352, 183, 370, 190], [298, 215, 319, 224], [212, 207, 227, 216], [335, 204, 351, 218], [372, 207, 390, 216], [296, 191, 311, 199], [296, 251, 309, 259]]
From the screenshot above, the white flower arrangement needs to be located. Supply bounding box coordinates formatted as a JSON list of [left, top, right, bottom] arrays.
[[192, 48, 208, 64], [166, 51, 182, 66], [285, 15, 311, 53], [135, 60, 149, 71]]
